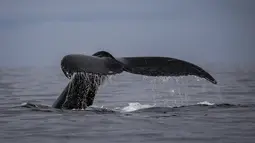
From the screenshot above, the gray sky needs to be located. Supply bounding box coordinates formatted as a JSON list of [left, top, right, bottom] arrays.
[[0, 0, 254, 67]]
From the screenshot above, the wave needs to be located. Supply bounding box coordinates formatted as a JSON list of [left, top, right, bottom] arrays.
[[20, 101, 255, 114]]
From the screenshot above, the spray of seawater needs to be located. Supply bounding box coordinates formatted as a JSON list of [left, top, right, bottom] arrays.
[[64, 72, 218, 110], [141, 75, 215, 107], [63, 72, 107, 110]]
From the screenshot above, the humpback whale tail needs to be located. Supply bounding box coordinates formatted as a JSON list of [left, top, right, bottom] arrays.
[[53, 51, 217, 110], [61, 51, 217, 84]]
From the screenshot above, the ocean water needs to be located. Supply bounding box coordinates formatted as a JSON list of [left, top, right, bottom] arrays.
[[0, 66, 255, 143]]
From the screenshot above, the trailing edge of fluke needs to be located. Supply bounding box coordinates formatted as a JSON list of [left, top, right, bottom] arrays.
[[61, 51, 217, 84]]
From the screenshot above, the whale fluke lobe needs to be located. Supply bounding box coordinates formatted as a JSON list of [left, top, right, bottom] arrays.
[[61, 53, 123, 79], [117, 57, 217, 84], [54, 50, 217, 110]]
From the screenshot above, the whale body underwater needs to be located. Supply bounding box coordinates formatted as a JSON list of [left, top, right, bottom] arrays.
[[52, 51, 217, 110]]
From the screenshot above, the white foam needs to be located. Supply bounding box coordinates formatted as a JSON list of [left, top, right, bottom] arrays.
[[197, 101, 215, 106], [121, 102, 155, 112], [21, 102, 28, 106]]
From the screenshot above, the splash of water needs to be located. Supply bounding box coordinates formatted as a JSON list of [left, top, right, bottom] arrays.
[[63, 72, 106, 109], [197, 101, 215, 106], [121, 102, 155, 112], [141, 75, 210, 107]]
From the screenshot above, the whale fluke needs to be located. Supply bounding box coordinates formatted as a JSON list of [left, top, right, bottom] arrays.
[[61, 51, 217, 84]]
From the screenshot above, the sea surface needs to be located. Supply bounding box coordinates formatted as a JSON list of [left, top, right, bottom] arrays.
[[0, 66, 255, 143]]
